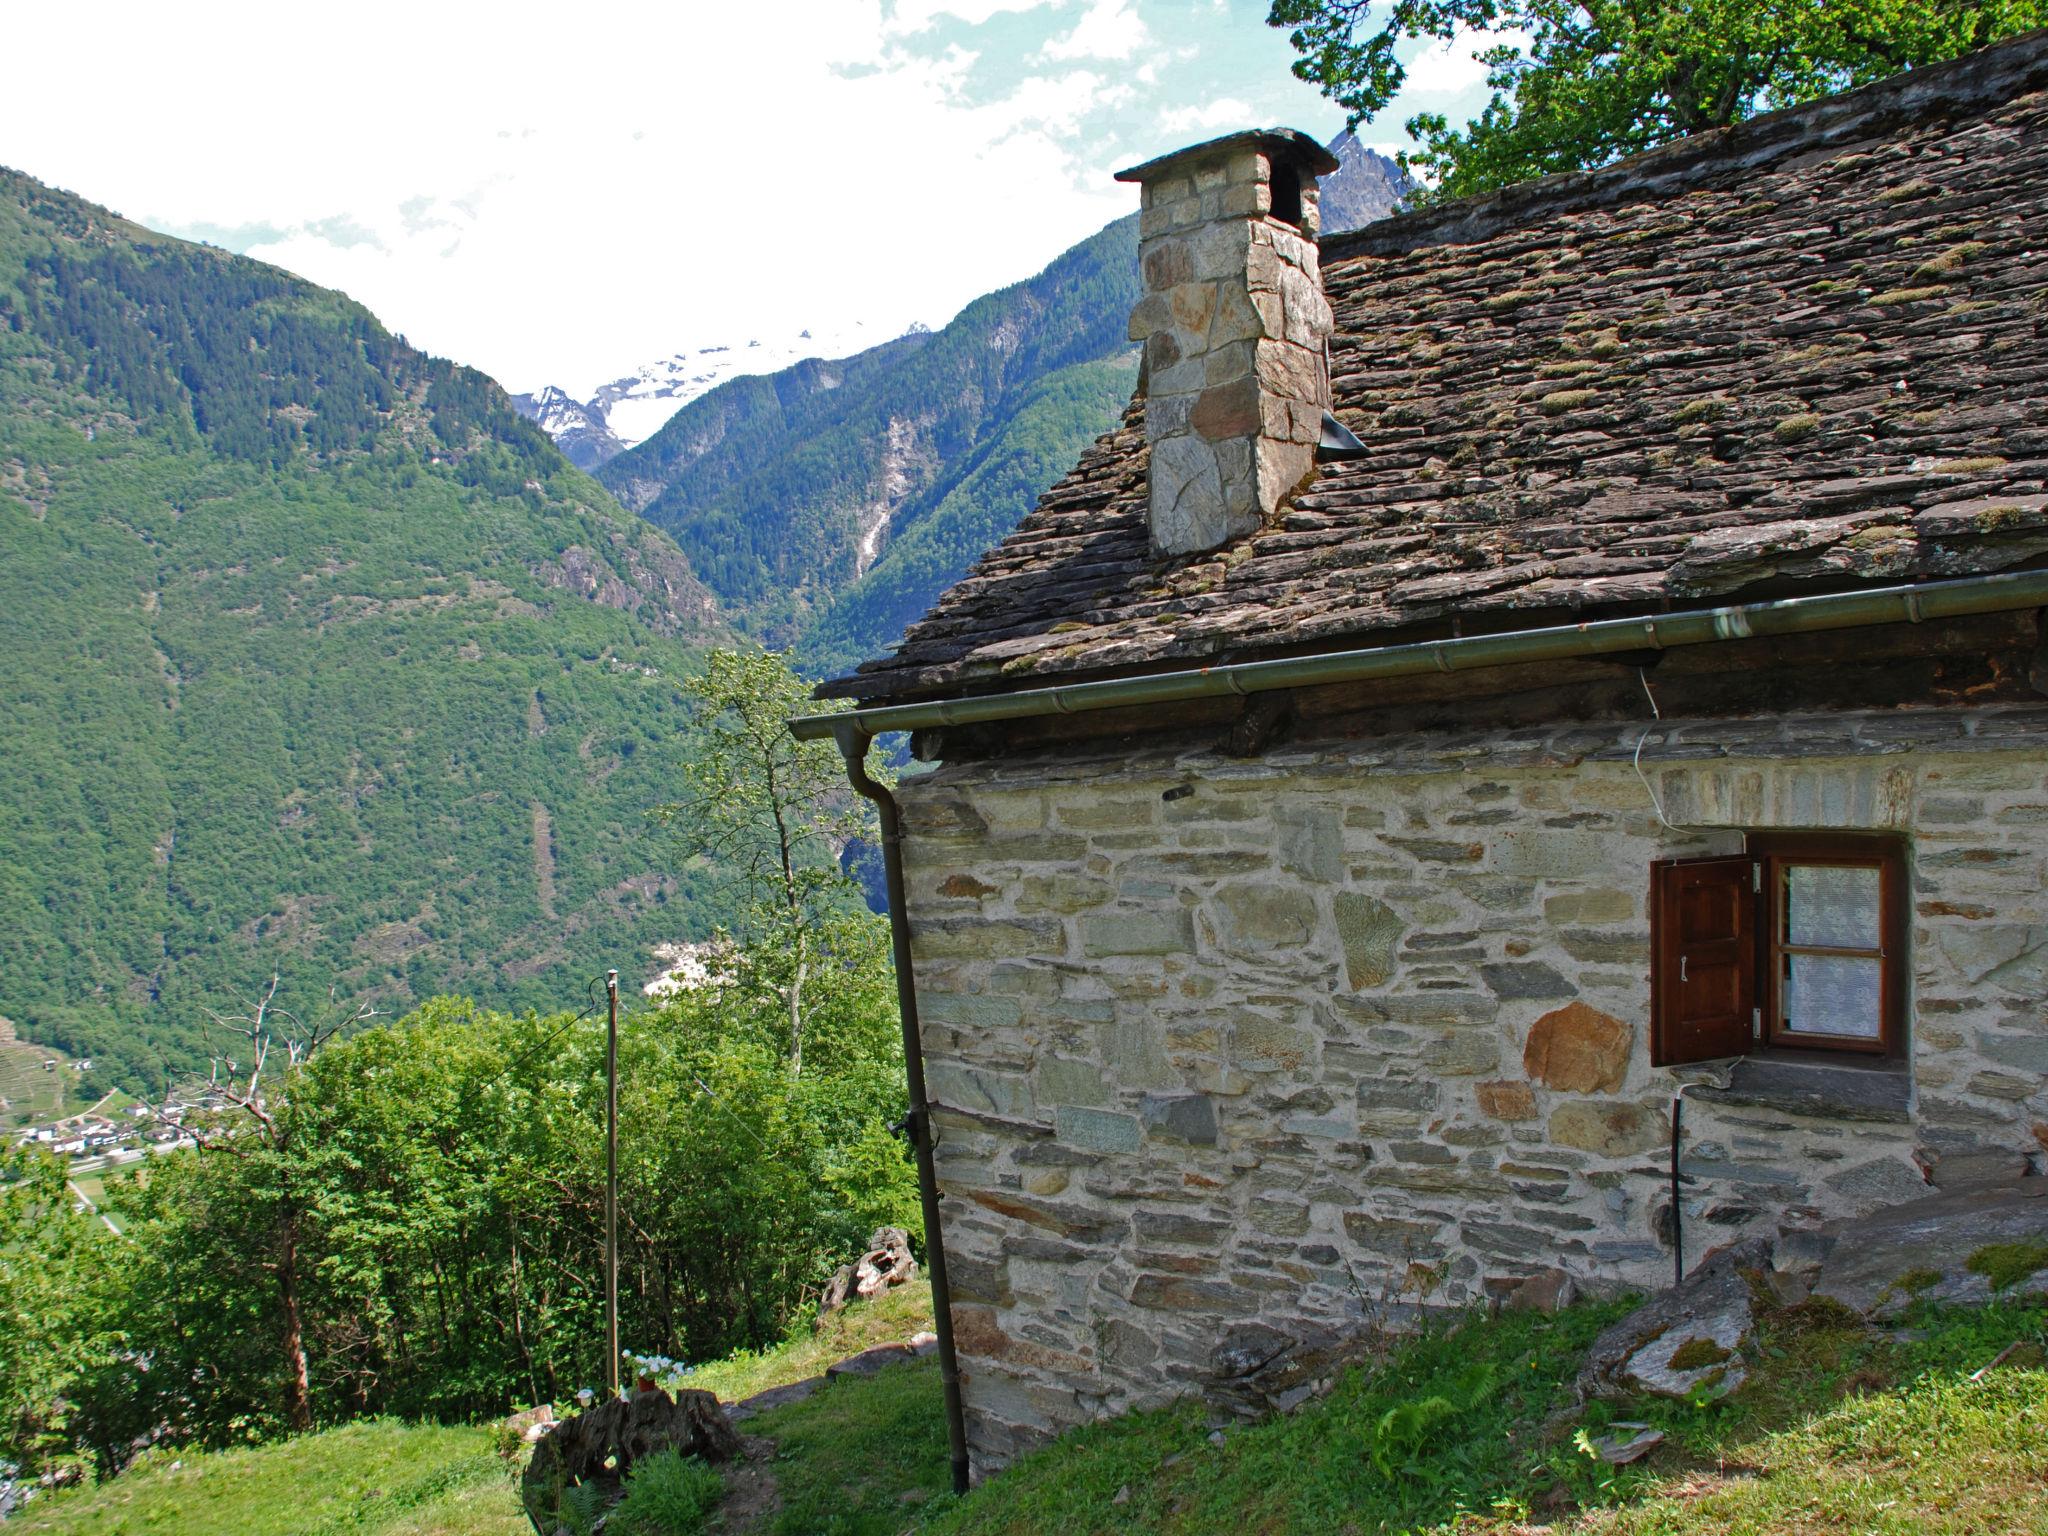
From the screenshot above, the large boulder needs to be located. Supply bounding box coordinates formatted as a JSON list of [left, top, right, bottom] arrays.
[[1579, 1239, 1764, 1402], [1813, 1177, 2048, 1316], [521, 1385, 740, 1530]]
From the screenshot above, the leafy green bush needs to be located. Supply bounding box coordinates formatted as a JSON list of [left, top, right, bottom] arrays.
[[609, 1450, 724, 1535]]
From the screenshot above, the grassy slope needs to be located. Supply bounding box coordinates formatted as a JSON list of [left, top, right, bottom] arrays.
[[684, 1278, 938, 1402], [0, 166, 731, 1088], [9, 1422, 526, 1536], [8, 1283, 942, 1536], [0, 1040, 71, 1127], [18, 1288, 2043, 1535], [780, 1295, 2048, 1536]]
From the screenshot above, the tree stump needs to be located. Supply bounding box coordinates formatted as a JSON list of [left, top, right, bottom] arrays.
[[521, 1385, 740, 1530]]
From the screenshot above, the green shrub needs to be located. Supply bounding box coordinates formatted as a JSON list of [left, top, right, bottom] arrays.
[[559, 1479, 608, 1536], [610, 1450, 725, 1534]]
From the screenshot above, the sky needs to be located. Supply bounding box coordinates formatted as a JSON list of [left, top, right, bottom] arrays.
[[0, 0, 1497, 396]]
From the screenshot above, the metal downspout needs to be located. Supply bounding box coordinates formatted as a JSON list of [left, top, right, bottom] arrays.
[[830, 721, 972, 1497]]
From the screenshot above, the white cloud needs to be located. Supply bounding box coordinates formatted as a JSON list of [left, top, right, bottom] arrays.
[[1401, 31, 1518, 96], [0, 0, 1357, 393], [1037, 0, 1148, 61], [887, 0, 1061, 34], [1156, 96, 1256, 135]]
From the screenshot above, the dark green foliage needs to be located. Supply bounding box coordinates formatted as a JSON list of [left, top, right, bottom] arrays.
[[0, 165, 730, 1089], [0, 1146, 119, 1478], [600, 217, 1141, 655], [1268, 0, 2048, 201]]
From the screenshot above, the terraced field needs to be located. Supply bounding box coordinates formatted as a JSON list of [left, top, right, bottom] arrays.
[[0, 1032, 71, 1128]]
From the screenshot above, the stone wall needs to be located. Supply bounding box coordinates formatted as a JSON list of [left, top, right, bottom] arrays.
[[897, 707, 2048, 1471]]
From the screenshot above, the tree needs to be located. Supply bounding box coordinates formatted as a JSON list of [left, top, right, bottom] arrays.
[[1268, 0, 2048, 200], [163, 977, 376, 1433], [657, 648, 881, 1078], [0, 1146, 116, 1479]]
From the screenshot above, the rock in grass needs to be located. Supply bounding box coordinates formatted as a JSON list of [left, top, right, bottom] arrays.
[[1814, 1179, 2048, 1315], [1578, 1238, 1762, 1402], [826, 1342, 921, 1379], [1621, 1313, 1749, 1400], [1586, 1423, 1664, 1464]]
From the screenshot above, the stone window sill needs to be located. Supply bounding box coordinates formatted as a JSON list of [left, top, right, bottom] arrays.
[[1680, 1050, 1911, 1123]]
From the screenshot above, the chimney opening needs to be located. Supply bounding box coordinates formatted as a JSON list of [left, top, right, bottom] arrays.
[[1269, 164, 1303, 228]]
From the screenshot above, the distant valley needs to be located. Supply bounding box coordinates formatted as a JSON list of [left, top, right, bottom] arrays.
[[0, 166, 732, 1090]]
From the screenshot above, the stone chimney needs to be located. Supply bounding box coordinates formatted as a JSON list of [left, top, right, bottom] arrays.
[[1117, 129, 1340, 558]]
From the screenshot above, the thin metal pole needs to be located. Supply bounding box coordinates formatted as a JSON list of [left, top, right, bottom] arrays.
[[1670, 1094, 1684, 1288], [606, 968, 620, 1397]]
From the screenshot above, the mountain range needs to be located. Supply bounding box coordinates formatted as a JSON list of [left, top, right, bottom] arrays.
[[0, 167, 731, 1090], [511, 318, 897, 471]]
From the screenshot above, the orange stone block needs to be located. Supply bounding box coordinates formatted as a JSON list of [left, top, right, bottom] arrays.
[[1523, 1000, 1633, 1094]]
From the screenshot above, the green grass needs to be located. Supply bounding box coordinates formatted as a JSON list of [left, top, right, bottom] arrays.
[[682, 1278, 936, 1403], [23, 1290, 2044, 1535], [750, 1354, 955, 1535], [9, 1421, 527, 1536], [928, 1300, 1632, 1536], [743, 1295, 2048, 1536]]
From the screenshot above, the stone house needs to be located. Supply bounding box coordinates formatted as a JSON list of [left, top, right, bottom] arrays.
[[801, 34, 2048, 1473]]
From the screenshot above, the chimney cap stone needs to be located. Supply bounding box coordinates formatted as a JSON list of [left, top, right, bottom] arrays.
[[1114, 127, 1339, 185]]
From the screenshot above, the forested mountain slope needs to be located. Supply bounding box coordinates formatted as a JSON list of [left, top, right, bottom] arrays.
[[0, 167, 729, 1090], [595, 138, 1409, 676], [598, 217, 1143, 665]]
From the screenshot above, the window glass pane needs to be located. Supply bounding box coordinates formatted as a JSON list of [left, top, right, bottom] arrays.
[[1782, 953, 1883, 1038], [1785, 864, 1881, 949]]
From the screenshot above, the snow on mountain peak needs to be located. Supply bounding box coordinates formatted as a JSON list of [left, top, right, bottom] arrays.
[[515, 318, 894, 469]]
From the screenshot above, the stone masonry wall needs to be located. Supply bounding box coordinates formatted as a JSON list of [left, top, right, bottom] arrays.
[[897, 707, 2048, 1471]]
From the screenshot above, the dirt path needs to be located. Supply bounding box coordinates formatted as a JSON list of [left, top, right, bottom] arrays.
[[713, 1434, 782, 1533]]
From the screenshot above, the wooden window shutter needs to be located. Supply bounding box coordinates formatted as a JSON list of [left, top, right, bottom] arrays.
[[1651, 856, 1758, 1066]]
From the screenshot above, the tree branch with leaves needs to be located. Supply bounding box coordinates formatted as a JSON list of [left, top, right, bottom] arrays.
[[1269, 0, 2048, 201], [656, 648, 884, 1078]]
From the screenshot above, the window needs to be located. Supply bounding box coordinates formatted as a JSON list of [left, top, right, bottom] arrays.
[[1651, 835, 1904, 1065]]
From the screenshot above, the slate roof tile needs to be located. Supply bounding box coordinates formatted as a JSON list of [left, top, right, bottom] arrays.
[[828, 34, 2048, 703]]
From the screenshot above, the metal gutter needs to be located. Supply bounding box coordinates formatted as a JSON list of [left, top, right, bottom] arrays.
[[792, 570, 2048, 742], [829, 722, 973, 1497]]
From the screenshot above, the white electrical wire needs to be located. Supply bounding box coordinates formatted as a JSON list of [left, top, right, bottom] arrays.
[[1633, 667, 1678, 830]]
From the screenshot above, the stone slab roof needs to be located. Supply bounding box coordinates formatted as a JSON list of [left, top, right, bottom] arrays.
[[827, 33, 2048, 704]]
